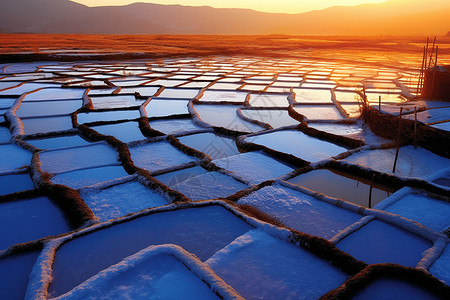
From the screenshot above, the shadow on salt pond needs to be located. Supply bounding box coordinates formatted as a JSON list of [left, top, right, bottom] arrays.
[[0, 196, 72, 251], [287, 168, 396, 208], [352, 278, 442, 300]]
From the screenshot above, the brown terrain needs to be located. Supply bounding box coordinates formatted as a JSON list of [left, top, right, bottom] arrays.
[[1, 34, 450, 69]]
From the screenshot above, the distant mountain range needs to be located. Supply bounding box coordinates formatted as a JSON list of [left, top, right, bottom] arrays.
[[1, 0, 449, 35]]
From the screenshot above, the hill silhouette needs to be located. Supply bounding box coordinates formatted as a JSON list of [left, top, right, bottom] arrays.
[[0, 0, 449, 35]]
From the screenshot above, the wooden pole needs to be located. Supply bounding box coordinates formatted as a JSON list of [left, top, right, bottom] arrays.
[[430, 46, 438, 100], [417, 45, 426, 95], [363, 86, 367, 122], [428, 36, 436, 69], [368, 173, 375, 208], [393, 107, 403, 173], [414, 106, 417, 149], [378, 95, 381, 112], [423, 38, 429, 92]]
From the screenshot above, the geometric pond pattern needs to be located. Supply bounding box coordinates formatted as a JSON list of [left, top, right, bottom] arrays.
[[0, 57, 449, 299]]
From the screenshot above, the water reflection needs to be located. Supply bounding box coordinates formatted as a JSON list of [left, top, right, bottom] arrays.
[[287, 168, 395, 207]]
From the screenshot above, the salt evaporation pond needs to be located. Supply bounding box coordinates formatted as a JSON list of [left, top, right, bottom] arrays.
[[0, 126, 11, 143], [248, 93, 290, 107], [154, 166, 208, 186], [237, 184, 362, 239], [157, 88, 200, 99], [81, 180, 169, 222], [39, 143, 120, 174], [0, 144, 32, 173], [51, 166, 129, 189], [129, 141, 197, 173], [0, 57, 449, 299], [148, 118, 202, 134], [293, 88, 333, 103], [145, 99, 189, 117], [382, 191, 450, 231], [21, 116, 74, 135], [0, 98, 16, 109], [91, 95, 145, 109], [22, 88, 84, 101], [171, 171, 248, 200], [246, 130, 348, 162], [337, 220, 431, 266], [0, 173, 34, 196], [293, 105, 344, 120], [178, 132, 241, 159], [287, 168, 394, 207], [25, 134, 90, 150], [213, 151, 295, 184], [240, 108, 299, 128], [77, 110, 141, 124], [48, 205, 252, 297], [429, 244, 450, 285], [0, 251, 40, 300], [353, 279, 441, 300], [0, 196, 71, 250], [342, 146, 450, 179], [90, 121, 146, 143], [206, 229, 348, 299], [199, 90, 247, 103], [194, 104, 264, 133], [55, 252, 222, 300]]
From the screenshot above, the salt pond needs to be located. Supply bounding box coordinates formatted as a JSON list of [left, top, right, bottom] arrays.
[[129, 141, 197, 173], [0, 196, 71, 250], [178, 132, 241, 159], [194, 104, 264, 133], [237, 184, 361, 238], [246, 130, 348, 162], [48, 205, 252, 297], [90, 121, 146, 143], [240, 109, 299, 128], [337, 220, 431, 266], [287, 168, 394, 207], [81, 181, 169, 222], [0, 56, 448, 299], [206, 229, 348, 299]]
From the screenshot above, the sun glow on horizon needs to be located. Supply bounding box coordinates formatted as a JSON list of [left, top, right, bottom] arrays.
[[71, 0, 388, 14]]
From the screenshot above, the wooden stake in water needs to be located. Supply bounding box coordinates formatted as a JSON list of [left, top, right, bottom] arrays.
[[393, 107, 403, 173], [368, 173, 375, 209], [378, 95, 381, 112], [428, 36, 436, 69], [414, 106, 417, 149], [417, 45, 426, 95], [430, 46, 438, 100], [363, 87, 367, 122]]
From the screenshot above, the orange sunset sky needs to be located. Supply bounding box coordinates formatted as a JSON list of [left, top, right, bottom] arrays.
[[71, 0, 388, 13]]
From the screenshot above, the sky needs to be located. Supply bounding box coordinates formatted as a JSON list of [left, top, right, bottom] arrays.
[[70, 0, 388, 14]]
